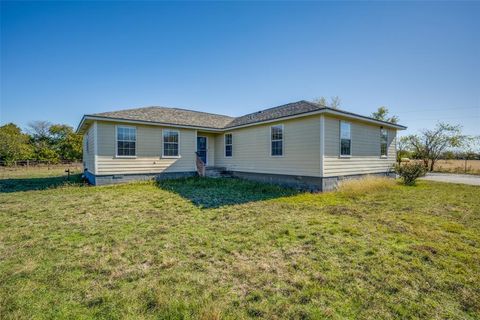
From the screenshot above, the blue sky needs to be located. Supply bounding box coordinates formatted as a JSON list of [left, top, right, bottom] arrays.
[[1, 1, 479, 136]]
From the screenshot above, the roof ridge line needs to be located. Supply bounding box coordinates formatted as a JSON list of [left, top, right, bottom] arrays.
[[168, 107, 234, 118], [233, 100, 308, 118], [301, 100, 326, 108]]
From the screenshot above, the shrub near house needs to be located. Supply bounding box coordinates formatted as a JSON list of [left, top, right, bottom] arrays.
[[395, 162, 426, 185]]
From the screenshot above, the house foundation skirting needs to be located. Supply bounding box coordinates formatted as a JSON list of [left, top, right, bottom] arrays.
[[84, 171, 197, 186], [229, 171, 324, 191], [228, 171, 395, 192], [320, 172, 396, 192], [84, 169, 394, 191]]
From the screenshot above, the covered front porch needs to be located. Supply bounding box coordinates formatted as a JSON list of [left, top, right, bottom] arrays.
[[195, 131, 225, 177]]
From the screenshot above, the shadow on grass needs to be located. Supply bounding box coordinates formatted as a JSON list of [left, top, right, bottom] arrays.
[[0, 174, 84, 193], [156, 177, 300, 208]]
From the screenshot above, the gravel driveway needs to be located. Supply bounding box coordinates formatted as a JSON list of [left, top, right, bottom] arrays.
[[420, 173, 480, 186]]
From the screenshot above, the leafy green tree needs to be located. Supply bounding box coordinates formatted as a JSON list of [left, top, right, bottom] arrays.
[[27, 121, 59, 163], [405, 123, 466, 171], [371, 106, 399, 124], [27, 121, 83, 162], [49, 124, 82, 161], [0, 123, 34, 165], [34, 144, 60, 163]]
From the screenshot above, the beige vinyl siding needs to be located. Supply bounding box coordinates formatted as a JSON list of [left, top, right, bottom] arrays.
[[83, 123, 96, 174], [214, 116, 321, 177], [95, 121, 196, 175], [324, 116, 396, 177], [196, 132, 216, 166]]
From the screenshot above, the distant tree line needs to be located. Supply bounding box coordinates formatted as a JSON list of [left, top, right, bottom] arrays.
[[0, 121, 82, 165]]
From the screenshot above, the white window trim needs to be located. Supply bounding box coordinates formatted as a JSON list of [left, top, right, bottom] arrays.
[[380, 128, 388, 158], [162, 129, 181, 158], [270, 124, 284, 157], [115, 125, 137, 158], [339, 120, 352, 157], [224, 133, 233, 158]]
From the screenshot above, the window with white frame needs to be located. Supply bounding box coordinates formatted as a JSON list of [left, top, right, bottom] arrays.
[[271, 125, 283, 156], [163, 130, 179, 157], [85, 133, 89, 154], [340, 121, 351, 156], [225, 133, 232, 157], [380, 128, 388, 157], [116, 126, 136, 157]]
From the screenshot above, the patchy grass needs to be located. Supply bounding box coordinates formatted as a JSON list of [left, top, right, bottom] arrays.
[[158, 177, 299, 208], [0, 164, 83, 179], [0, 166, 84, 193], [1, 170, 479, 319], [338, 176, 397, 198]]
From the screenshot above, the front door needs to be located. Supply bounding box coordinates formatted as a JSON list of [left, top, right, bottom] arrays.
[[197, 136, 207, 164]]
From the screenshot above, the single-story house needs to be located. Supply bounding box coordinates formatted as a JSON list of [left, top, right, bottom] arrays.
[[76, 100, 406, 191]]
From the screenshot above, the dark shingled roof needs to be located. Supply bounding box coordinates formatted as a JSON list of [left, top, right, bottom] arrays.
[[85, 100, 405, 131], [224, 100, 324, 128], [90, 100, 325, 129], [93, 106, 234, 129]]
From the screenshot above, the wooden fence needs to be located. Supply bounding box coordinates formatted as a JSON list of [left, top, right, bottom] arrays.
[[0, 160, 82, 170]]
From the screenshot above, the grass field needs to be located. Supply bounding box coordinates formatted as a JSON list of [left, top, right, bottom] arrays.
[[1, 169, 479, 319], [432, 159, 480, 175]]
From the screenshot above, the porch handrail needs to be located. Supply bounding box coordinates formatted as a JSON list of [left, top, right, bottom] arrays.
[[195, 152, 206, 177]]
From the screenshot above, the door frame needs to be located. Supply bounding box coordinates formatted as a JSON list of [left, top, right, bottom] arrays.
[[196, 135, 208, 165]]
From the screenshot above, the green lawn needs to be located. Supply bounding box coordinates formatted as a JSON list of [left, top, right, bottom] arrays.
[[0, 169, 479, 319]]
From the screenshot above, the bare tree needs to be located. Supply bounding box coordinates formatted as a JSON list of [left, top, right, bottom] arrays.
[[27, 121, 59, 162], [406, 123, 466, 171], [312, 96, 341, 109], [371, 106, 399, 124], [27, 121, 52, 140], [329, 96, 341, 109]]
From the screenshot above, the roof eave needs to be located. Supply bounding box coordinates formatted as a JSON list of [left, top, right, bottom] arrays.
[[77, 115, 226, 132], [323, 108, 407, 130], [225, 108, 406, 130], [75, 115, 90, 134]]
